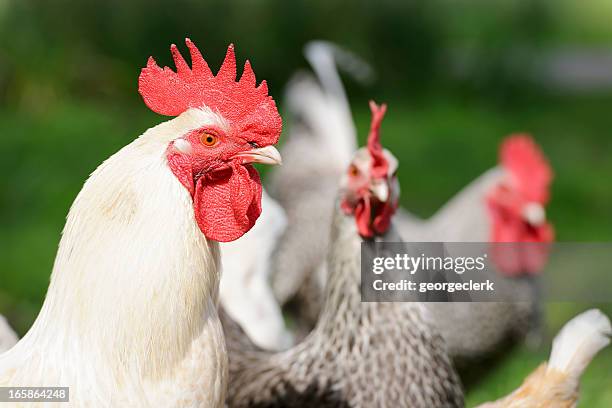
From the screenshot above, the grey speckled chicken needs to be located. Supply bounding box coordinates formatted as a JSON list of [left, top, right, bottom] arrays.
[[224, 103, 464, 408], [271, 43, 554, 365], [269, 42, 363, 309], [408, 135, 555, 368]]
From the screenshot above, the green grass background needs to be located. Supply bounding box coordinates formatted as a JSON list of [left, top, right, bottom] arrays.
[[0, 0, 611, 405]]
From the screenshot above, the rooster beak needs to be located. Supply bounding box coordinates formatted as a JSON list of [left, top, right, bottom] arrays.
[[369, 180, 389, 202], [233, 145, 282, 166], [522, 202, 546, 226]]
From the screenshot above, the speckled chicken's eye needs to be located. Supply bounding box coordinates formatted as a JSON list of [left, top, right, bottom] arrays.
[[348, 164, 359, 177], [201, 133, 218, 147]]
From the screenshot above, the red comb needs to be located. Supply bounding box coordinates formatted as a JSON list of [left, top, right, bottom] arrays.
[[139, 39, 281, 146], [367, 101, 389, 179], [500, 134, 553, 203]]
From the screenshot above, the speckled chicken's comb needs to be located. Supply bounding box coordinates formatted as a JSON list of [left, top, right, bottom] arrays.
[[139, 39, 281, 146], [367, 100, 389, 179], [500, 134, 553, 203]]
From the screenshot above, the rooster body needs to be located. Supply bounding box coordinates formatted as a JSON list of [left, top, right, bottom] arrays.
[[0, 41, 282, 407], [0, 111, 228, 407]]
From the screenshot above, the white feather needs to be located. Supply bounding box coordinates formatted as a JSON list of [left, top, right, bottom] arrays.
[[284, 41, 362, 168], [548, 308, 611, 378], [220, 191, 293, 350]]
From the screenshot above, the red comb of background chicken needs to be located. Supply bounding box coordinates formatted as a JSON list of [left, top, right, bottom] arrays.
[[367, 101, 389, 179], [501, 134, 553, 203], [139, 38, 281, 147]]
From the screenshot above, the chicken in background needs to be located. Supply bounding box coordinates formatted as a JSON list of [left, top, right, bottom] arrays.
[[271, 40, 556, 364], [476, 309, 611, 408], [225, 102, 465, 408], [218, 39, 365, 349], [268, 41, 371, 330], [0, 40, 282, 407], [219, 190, 293, 350], [0, 316, 17, 353], [423, 135, 554, 370]]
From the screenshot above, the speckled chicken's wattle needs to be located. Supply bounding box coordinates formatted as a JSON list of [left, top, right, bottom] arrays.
[[353, 195, 396, 239]]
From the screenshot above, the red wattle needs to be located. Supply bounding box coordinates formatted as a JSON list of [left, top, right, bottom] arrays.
[[193, 162, 262, 242], [372, 199, 396, 235], [355, 198, 374, 238], [490, 220, 554, 276]]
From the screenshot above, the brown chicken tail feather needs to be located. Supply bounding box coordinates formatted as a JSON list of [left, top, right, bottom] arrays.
[[477, 309, 610, 408]]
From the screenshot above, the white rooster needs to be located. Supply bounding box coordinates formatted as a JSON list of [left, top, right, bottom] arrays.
[[0, 39, 282, 407]]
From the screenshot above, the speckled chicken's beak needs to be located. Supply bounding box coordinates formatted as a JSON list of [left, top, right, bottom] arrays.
[[369, 180, 389, 202], [233, 145, 282, 166], [522, 202, 546, 226]]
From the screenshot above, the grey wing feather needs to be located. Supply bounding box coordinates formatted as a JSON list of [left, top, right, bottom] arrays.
[[411, 167, 541, 366]]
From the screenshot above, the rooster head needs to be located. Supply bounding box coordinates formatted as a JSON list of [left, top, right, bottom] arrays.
[[139, 39, 282, 242], [341, 101, 399, 239], [486, 134, 554, 274]]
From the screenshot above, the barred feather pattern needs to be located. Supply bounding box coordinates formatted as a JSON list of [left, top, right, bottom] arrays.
[[225, 203, 464, 408]]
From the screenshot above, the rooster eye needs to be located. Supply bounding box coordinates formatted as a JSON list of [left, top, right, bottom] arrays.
[[348, 165, 360, 177], [201, 133, 218, 147]]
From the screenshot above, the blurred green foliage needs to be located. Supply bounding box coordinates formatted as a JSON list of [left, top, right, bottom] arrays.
[[0, 0, 611, 405]]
